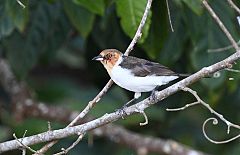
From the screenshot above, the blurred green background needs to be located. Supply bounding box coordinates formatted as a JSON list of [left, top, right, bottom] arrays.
[[0, 0, 240, 154]]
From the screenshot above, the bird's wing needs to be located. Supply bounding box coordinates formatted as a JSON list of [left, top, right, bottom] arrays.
[[119, 56, 177, 77]]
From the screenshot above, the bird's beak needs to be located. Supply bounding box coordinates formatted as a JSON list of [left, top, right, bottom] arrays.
[[92, 55, 104, 61]]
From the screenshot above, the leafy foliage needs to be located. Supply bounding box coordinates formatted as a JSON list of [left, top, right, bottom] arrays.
[[63, 0, 95, 38], [182, 0, 203, 15], [116, 0, 151, 42], [73, 0, 105, 16], [5, 0, 29, 32], [0, 1, 240, 155]]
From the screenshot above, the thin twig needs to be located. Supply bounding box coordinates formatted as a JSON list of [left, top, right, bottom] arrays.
[[166, 101, 200, 111], [166, 0, 174, 32], [181, 87, 240, 131], [203, 0, 240, 52], [227, 0, 240, 15], [125, 0, 153, 55], [16, 0, 26, 8], [13, 132, 37, 153], [35, 0, 153, 153], [53, 134, 85, 155], [139, 111, 148, 126], [178, 87, 240, 144], [225, 68, 240, 73], [48, 121, 52, 131], [207, 40, 240, 53], [22, 149, 26, 155], [202, 118, 240, 144]]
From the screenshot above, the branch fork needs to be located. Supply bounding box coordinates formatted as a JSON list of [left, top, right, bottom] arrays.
[[167, 86, 240, 144]]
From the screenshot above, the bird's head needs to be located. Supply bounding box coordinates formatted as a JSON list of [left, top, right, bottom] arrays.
[[92, 49, 123, 73]]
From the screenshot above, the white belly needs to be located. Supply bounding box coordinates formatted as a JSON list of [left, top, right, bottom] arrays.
[[110, 66, 178, 93]]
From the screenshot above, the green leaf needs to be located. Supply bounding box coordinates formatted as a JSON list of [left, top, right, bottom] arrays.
[[0, 126, 9, 141], [182, 0, 203, 16], [63, 1, 95, 38], [142, 0, 168, 59], [0, 10, 15, 39], [158, 15, 186, 65], [0, 1, 15, 39], [73, 0, 105, 16], [4, 2, 70, 79], [5, 0, 29, 32], [116, 0, 151, 43], [4, 32, 35, 79], [91, 7, 128, 49]]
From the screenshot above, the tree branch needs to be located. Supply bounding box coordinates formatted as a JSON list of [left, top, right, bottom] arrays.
[[0, 99, 208, 155], [36, 0, 154, 153], [16, 0, 26, 9], [207, 40, 240, 53], [53, 134, 85, 155], [227, 0, 240, 15], [166, 0, 174, 32], [124, 0, 153, 55], [0, 0, 240, 153], [203, 0, 240, 51], [1, 41, 240, 153]]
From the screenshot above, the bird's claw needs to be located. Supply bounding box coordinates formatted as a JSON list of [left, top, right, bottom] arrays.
[[115, 105, 127, 119], [150, 90, 158, 102]]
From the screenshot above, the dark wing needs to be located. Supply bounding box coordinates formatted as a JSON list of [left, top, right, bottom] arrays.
[[119, 56, 178, 77]]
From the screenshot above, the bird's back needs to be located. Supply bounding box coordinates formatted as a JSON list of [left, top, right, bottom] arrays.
[[119, 56, 178, 77]]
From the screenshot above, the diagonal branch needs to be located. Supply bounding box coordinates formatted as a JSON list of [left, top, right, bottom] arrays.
[[203, 0, 240, 51], [227, 0, 240, 15], [124, 0, 153, 55], [16, 0, 26, 9], [0, 0, 239, 153], [166, 0, 174, 32], [181, 87, 240, 133], [1, 40, 240, 153], [32, 0, 154, 153], [53, 134, 85, 155], [10, 100, 208, 155]]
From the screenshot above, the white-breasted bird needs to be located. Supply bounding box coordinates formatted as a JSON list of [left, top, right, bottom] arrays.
[[92, 49, 189, 108]]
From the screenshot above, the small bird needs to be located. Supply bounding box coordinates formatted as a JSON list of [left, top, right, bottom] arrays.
[[92, 49, 189, 109]]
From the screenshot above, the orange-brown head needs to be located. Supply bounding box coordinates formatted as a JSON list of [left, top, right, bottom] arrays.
[[92, 49, 123, 75]]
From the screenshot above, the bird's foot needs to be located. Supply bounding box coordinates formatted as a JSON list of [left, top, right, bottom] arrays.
[[150, 89, 158, 102], [115, 98, 136, 119], [115, 105, 127, 119], [149, 85, 160, 102]]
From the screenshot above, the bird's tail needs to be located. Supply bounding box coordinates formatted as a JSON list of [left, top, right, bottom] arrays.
[[176, 73, 212, 78], [176, 73, 191, 77]]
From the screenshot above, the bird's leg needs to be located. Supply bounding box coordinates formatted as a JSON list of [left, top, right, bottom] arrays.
[[116, 98, 136, 118], [150, 86, 160, 101], [122, 98, 136, 109], [117, 92, 141, 119]]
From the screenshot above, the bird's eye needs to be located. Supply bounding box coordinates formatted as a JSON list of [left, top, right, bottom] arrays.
[[104, 53, 112, 60]]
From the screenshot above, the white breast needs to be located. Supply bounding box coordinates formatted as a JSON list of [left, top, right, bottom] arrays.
[[110, 65, 178, 93]]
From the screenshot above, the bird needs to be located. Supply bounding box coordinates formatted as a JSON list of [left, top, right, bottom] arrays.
[[92, 49, 189, 111]]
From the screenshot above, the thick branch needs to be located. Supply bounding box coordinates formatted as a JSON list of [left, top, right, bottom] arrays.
[[0, 58, 207, 154], [6, 100, 207, 155], [0, 0, 240, 153], [0, 46, 239, 153]]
